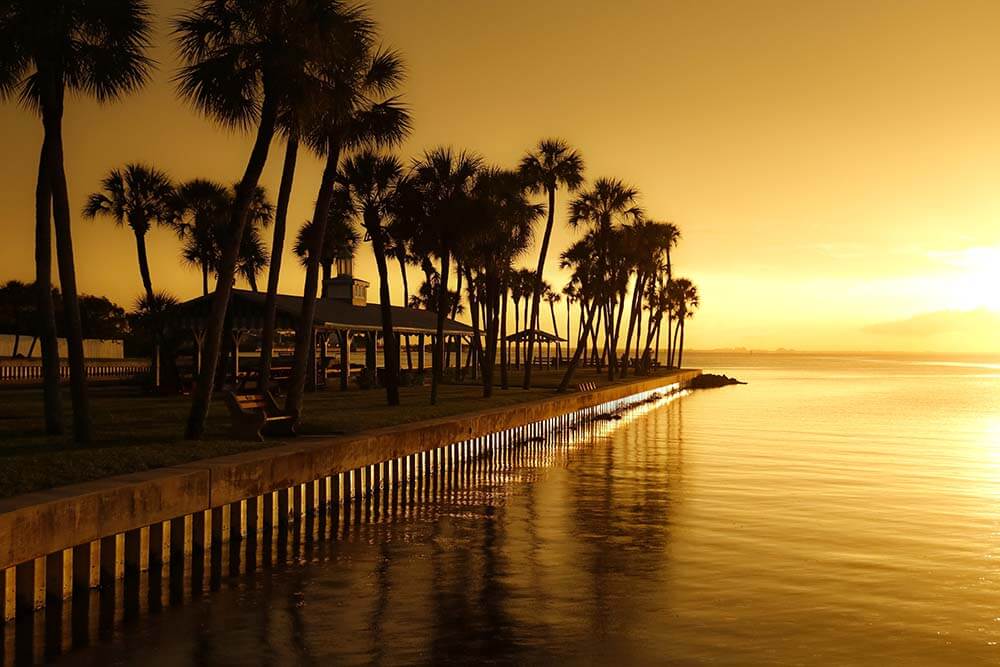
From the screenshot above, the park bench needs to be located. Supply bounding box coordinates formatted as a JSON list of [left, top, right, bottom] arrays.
[[577, 381, 597, 392], [225, 391, 296, 441]]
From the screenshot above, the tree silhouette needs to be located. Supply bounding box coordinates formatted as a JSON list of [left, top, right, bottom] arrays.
[[1, 0, 155, 443], [518, 138, 584, 389], [83, 163, 174, 303]]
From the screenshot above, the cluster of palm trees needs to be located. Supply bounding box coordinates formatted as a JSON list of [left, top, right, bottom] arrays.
[[1, 0, 699, 446]]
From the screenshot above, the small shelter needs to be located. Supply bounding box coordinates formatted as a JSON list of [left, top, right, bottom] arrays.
[[168, 259, 473, 391], [505, 328, 566, 368]]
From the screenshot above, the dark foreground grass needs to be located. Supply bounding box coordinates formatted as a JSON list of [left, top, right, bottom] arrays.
[[0, 367, 676, 500]]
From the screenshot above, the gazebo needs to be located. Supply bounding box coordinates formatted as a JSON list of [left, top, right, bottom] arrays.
[[168, 261, 473, 391], [505, 328, 566, 369]]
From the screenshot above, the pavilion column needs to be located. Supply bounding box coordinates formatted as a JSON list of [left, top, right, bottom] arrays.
[[339, 329, 351, 391], [395, 333, 402, 375], [418, 334, 425, 372], [366, 331, 377, 385], [306, 326, 317, 393], [319, 331, 328, 390], [193, 328, 206, 374]]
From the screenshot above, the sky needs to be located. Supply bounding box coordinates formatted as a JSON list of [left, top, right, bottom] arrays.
[[2, 0, 999, 353]]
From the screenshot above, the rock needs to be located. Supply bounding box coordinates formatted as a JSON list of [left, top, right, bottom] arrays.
[[688, 373, 746, 389]]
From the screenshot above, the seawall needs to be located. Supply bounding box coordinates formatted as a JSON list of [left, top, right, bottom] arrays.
[[0, 369, 700, 622]]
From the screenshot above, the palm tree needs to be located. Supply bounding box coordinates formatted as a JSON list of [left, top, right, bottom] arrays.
[[401, 147, 482, 405], [568, 178, 643, 380], [175, 0, 355, 439], [518, 139, 584, 389], [292, 190, 359, 291], [544, 285, 561, 362], [1, 0, 155, 443], [556, 231, 607, 392], [171, 180, 274, 294], [284, 25, 411, 420], [340, 150, 404, 405], [133, 290, 179, 389], [619, 219, 678, 377], [669, 278, 699, 368], [464, 167, 541, 395], [171, 179, 228, 295], [83, 164, 173, 304]]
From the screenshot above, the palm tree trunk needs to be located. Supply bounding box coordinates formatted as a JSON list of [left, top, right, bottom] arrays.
[[513, 299, 520, 369], [35, 136, 62, 435], [285, 138, 341, 419], [619, 275, 640, 378], [42, 85, 90, 444], [186, 93, 278, 439], [523, 186, 556, 389], [666, 313, 674, 367], [557, 300, 598, 393], [395, 255, 413, 370], [133, 230, 155, 303], [369, 222, 399, 406], [202, 264, 208, 296], [500, 278, 509, 390], [260, 135, 298, 394], [678, 319, 686, 368], [431, 251, 450, 405]]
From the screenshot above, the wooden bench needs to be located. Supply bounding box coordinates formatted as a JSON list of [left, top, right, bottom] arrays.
[[225, 391, 296, 441], [577, 381, 597, 392]]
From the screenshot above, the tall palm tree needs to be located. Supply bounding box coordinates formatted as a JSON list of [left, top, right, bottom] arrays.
[[175, 0, 354, 439], [568, 178, 643, 380], [1, 0, 155, 443], [83, 163, 173, 303], [669, 278, 699, 368], [284, 28, 411, 420], [340, 150, 404, 405], [170, 179, 229, 295], [518, 138, 584, 389], [556, 231, 606, 392], [401, 148, 482, 405], [464, 167, 541, 396]]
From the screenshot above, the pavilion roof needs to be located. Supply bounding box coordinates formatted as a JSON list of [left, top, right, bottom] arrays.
[[505, 328, 565, 343], [169, 289, 474, 336]]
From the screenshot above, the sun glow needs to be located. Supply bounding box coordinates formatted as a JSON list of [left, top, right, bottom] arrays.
[[928, 247, 1000, 311]]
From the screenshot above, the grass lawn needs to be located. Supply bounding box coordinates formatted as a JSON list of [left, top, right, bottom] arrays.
[[0, 366, 678, 500]]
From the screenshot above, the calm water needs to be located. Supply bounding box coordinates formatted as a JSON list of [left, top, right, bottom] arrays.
[[55, 353, 1000, 665]]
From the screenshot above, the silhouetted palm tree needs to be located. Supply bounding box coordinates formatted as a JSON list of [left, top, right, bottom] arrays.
[[1, 0, 155, 443], [463, 167, 541, 395], [292, 190, 359, 291], [171, 180, 274, 294], [668, 278, 698, 368], [175, 0, 353, 438], [401, 147, 482, 404], [83, 163, 173, 303], [340, 150, 404, 405], [518, 138, 584, 388], [282, 10, 410, 418], [568, 178, 643, 380], [133, 290, 179, 389]]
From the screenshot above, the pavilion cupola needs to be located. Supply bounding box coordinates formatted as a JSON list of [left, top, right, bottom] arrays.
[[324, 254, 369, 306]]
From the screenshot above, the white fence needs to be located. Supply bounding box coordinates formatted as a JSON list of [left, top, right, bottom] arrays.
[[0, 334, 124, 360]]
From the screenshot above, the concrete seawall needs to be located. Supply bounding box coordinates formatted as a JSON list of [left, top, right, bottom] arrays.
[[0, 370, 699, 621]]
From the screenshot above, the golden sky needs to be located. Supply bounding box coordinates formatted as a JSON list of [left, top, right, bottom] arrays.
[[2, 0, 999, 353]]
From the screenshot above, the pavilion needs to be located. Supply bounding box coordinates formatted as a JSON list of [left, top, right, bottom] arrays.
[[168, 258, 474, 391], [505, 328, 566, 368]]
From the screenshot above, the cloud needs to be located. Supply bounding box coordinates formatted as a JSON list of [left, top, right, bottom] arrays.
[[862, 308, 1000, 337]]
